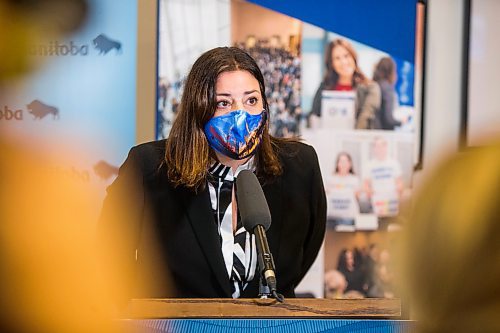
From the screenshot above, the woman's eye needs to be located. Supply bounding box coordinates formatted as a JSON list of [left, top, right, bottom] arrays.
[[247, 97, 258, 105], [216, 100, 230, 108]]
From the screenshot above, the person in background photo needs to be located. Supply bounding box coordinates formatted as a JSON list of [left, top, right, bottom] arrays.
[[310, 38, 381, 129], [324, 269, 347, 299], [100, 46, 326, 299], [337, 248, 367, 297], [401, 141, 500, 333], [325, 151, 361, 229], [367, 248, 395, 298], [362, 136, 404, 227], [373, 57, 407, 130]]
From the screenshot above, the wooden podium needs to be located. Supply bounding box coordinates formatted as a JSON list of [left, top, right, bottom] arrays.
[[125, 298, 401, 318], [121, 298, 414, 333]]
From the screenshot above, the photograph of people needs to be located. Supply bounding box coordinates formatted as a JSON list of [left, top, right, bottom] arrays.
[[325, 152, 361, 229], [362, 136, 404, 220], [100, 47, 326, 299], [336, 249, 366, 297], [373, 57, 407, 130], [310, 38, 381, 130], [240, 41, 302, 138]]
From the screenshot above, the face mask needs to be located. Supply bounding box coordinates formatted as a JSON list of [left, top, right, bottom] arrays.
[[204, 109, 267, 160]]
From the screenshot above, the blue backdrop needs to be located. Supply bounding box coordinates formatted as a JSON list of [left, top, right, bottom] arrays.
[[1, 0, 137, 184], [248, 0, 417, 63]]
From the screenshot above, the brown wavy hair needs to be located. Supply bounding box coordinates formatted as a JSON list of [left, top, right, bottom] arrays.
[[373, 56, 396, 84], [165, 47, 284, 191], [323, 38, 367, 89]]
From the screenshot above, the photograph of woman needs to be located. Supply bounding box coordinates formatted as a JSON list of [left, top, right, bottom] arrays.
[[325, 152, 361, 230], [336, 249, 366, 297], [310, 38, 381, 130], [100, 47, 326, 299]]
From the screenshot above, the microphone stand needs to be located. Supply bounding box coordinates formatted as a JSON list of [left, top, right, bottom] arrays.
[[234, 170, 284, 302], [258, 276, 284, 302], [254, 225, 284, 302], [258, 276, 272, 298]]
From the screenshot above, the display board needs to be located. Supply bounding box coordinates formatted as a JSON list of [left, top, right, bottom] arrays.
[[156, 0, 425, 299]]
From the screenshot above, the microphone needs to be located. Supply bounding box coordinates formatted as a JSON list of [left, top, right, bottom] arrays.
[[235, 170, 284, 302]]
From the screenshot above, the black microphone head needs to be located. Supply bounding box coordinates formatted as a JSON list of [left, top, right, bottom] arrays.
[[235, 170, 271, 232]]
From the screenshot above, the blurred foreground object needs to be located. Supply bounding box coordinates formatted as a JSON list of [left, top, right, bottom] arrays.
[[403, 141, 500, 333], [0, 1, 168, 329], [0, 0, 88, 80], [0, 139, 134, 333]]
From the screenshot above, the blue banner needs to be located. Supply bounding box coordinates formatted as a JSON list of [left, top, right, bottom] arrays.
[[247, 0, 417, 63], [123, 319, 416, 333]]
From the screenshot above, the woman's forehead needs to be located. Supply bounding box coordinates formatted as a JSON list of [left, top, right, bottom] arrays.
[[216, 70, 260, 92]]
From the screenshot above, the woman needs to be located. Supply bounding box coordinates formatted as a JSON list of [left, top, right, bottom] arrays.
[[310, 38, 381, 129], [100, 47, 326, 299], [328, 152, 360, 193], [373, 57, 403, 130], [325, 152, 360, 228], [337, 249, 367, 296]]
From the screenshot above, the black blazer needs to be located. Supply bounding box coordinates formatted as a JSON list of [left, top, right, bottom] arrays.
[[100, 139, 326, 299]]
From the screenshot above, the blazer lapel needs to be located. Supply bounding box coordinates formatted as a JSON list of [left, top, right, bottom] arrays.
[[180, 186, 231, 297]]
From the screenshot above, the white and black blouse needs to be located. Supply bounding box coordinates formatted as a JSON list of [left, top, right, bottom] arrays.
[[207, 159, 258, 298]]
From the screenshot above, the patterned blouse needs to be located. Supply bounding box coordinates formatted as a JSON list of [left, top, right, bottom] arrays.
[[207, 159, 258, 298]]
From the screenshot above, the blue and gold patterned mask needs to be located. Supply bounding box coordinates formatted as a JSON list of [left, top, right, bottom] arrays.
[[204, 109, 267, 160]]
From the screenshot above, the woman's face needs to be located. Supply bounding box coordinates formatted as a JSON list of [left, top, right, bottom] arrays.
[[337, 154, 352, 175], [331, 45, 356, 79], [213, 70, 263, 118]]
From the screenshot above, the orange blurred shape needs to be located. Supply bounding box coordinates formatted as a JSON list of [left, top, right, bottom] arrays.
[[0, 138, 169, 332]]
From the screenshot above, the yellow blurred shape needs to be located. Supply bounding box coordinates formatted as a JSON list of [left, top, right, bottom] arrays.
[[402, 141, 500, 333], [0, 139, 132, 332]]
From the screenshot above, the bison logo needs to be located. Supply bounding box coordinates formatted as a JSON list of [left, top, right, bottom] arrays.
[[27, 100, 59, 120], [93, 34, 122, 55], [93, 160, 119, 180]]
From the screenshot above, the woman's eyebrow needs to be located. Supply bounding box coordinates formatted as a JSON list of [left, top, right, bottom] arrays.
[[216, 90, 258, 96]]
